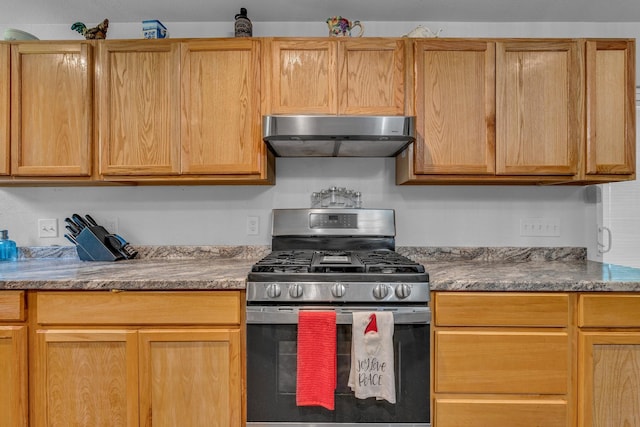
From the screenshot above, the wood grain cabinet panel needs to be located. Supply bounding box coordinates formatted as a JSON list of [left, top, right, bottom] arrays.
[[412, 40, 495, 175], [578, 294, 640, 427], [266, 38, 405, 115], [31, 291, 243, 427], [434, 398, 568, 427], [435, 292, 569, 327], [0, 43, 8, 176], [0, 326, 27, 427], [266, 39, 337, 114], [338, 39, 405, 115], [139, 329, 242, 427], [585, 39, 635, 178], [0, 291, 25, 321], [36, 291, 241, 325], [11, 42, 93, 177], [579, 331, 640, 427], [97, 41, 181, 176], [496, 40, 580, 176], [181, 39, 263, 175], [435, 330, 569, 394], [32, 329, 139, 427]]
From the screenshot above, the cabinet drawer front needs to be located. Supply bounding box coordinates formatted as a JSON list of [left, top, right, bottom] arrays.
[[435, 331, 569, 394], [36, 291, 240, 325], [435, 292, 569, 327], [0, 291, 25, 321], [579, 294, 640, 327], [434, 398, 567, 427]]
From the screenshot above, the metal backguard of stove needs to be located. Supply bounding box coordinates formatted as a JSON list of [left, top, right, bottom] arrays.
[[246, 189, 431, 427]]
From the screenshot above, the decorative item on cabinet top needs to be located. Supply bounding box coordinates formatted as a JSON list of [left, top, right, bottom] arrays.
[[326, 16, 364, 37], [71, 18, 109, 39]]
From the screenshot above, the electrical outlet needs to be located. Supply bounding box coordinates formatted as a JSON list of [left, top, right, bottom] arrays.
[[520, 218, 561, 237], [38, 218, 59, 238], [246, 216, 259, 235]]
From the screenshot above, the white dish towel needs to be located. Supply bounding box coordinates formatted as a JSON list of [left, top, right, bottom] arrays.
[[348, 311, 396, 404]]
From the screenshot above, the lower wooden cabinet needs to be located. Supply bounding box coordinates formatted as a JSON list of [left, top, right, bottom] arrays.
[[0, 325, 27, 427], [0, 291, 27, 427], [432, 292, 572, 427], [30, 291, 243, 427], [434, 398, 568, 427], [578, 294, 640, 427]]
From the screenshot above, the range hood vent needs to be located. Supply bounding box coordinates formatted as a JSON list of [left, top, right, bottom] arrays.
[[262, 115, 416, 157]]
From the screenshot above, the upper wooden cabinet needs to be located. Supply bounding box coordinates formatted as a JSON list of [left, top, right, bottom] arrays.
[[265, 38, 406, 115], [411, 40, 496, 175], [0, 43, 8, 177], [181, 39, 263, 176], [496, 40, 580, 177], [97, 39, 272, 184], [10, 42, 93, 178], [97, 40, 181, 176], [398, 38, 636, 185], [584, 39, 636, 180]]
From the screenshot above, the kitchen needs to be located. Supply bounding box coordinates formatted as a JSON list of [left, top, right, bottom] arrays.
[[1, 0, 640, 426]]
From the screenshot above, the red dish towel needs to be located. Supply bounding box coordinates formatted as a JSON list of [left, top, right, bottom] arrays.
[[296, 310, 337, 410]]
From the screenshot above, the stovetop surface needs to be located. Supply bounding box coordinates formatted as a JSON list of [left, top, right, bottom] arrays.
[[248, 249, 429, 283]]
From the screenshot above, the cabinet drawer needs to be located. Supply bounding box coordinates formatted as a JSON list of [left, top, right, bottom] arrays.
[[435, 292, 569, 327], [434, 398, 568, 427], [36, 291, 241, 325], [435, 330, 569, 394], [0, 291, 25, 321], [579, 294, 640, 327]]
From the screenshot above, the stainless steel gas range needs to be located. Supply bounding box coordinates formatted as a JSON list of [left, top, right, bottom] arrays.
[[246, 208, 431, 427]]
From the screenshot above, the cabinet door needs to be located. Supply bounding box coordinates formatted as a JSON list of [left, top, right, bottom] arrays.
[[181, 39, 262, 175], [585, 39, 635, 177], [139, 329, 242, 427], [496, 41, 580, 176], [11, 42, 92, 177], [33, 329, 139, 427], [413, 40, 495, 175], [338, 39, 405, 115], [267, 39, 337, 114], [97, 41, 180, 176], [0, 43, 8, 176], [0, 326, 27, 427], [579, 331, 640, 427]]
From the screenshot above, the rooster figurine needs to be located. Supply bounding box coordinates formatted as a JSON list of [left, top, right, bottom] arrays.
[[71, 18, 109, 39]]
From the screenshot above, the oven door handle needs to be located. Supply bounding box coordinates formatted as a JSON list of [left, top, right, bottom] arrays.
[[246, 306, 431, 325]]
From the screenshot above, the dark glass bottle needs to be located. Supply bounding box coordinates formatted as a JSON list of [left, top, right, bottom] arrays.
[[234, 8, 252, 37]]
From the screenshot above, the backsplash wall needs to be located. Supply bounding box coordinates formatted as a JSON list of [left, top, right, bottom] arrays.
[[0, 158, 598, 257]]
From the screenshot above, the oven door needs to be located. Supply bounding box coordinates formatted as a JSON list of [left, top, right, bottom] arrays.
[[246, 305, 431, 427]]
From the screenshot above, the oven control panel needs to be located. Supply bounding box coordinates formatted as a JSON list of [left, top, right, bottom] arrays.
[[309, 212, 357, 229], [247, 281, 430, 304]]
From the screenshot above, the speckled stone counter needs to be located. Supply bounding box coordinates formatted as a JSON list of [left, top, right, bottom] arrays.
[[2, 245, 640, 292], [0, 245, 269, 291]]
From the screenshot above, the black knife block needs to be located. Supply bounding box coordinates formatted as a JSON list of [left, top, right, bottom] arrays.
[[75, 226, 125, 262]]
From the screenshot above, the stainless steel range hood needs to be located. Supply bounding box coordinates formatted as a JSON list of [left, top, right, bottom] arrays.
[[262, 115, 416, 157]]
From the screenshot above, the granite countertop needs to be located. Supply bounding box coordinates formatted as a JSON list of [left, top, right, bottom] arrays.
[[2, 245, 640, 292]]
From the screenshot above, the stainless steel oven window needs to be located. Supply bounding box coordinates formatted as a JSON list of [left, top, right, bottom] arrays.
[[246, 306, 431, 426]]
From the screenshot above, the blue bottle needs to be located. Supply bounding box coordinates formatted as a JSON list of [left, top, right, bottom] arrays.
[[0, 230, 18, 261]]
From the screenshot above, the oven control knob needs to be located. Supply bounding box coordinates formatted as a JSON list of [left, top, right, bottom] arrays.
[[373, 284, 390, 300], [331, 282, 346, 298], [266, 283, 281, 298], [288, 283, 304, 298], [395, 283, 412, 299]]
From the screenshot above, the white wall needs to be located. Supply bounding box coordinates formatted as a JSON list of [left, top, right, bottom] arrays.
[[2, 20, 635, 259]]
